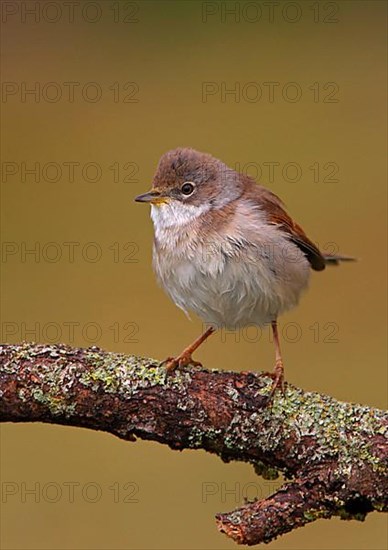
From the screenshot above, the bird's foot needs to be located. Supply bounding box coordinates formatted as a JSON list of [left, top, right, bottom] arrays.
[[267, 360, 285, 399], [160, 352, 202, 373]]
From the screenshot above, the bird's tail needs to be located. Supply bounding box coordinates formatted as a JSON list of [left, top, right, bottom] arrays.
[[323, 254, 357, 266]]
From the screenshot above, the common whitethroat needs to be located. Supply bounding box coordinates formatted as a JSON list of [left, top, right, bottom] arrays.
[[135, 148, 354, 396]]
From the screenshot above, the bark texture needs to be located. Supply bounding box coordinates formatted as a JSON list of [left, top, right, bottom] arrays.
[[0, 342, 387, 545]]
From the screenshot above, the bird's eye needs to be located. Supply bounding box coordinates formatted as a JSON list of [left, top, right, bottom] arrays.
[[181, 182, 195, 196]]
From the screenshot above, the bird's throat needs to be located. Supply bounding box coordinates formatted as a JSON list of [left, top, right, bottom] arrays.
[[150, 201, 211, 230]]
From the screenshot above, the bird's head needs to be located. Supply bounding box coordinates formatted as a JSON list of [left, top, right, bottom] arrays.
[[135, 148, 243, 226]]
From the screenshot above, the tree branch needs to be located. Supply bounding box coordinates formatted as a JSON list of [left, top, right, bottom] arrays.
[[0, 342, 387, 545]]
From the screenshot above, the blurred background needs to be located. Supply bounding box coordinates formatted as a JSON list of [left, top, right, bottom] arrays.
[[1, 1, 387, 548]]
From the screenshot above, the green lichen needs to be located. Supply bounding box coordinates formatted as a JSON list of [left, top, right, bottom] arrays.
[[303, 508, 330, 522], [1, 344, 195, 419], [220, 372, 387, 480], [79, 349, 191, 397], [253, 460, 279, 480], [188, 426, 205, 447], [31, 387, 76, 417]]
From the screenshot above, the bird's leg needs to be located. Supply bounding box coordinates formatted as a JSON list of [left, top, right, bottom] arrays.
[[269, 320, 285, 396], [162, 327, 215, 372]]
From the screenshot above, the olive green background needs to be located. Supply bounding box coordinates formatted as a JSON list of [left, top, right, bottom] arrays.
[[1, 1, 387, 549]]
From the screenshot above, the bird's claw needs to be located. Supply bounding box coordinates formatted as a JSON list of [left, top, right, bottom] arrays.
[[160, 353, 202, 373], [267, 361, 285, 400]]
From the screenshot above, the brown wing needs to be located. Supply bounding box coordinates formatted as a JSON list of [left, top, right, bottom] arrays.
[[245, 180, 326, 271]]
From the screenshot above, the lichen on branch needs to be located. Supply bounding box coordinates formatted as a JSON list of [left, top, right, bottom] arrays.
[[0, 342, 387, 545]]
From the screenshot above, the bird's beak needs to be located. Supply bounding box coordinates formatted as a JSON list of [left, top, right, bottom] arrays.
[[134, 190, 169, 205]]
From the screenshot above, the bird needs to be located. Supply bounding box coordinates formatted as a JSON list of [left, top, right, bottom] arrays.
[[135, 147, 354, 396]]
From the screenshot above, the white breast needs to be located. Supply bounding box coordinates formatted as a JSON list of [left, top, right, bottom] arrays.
[[150, 201, 310, 329]]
